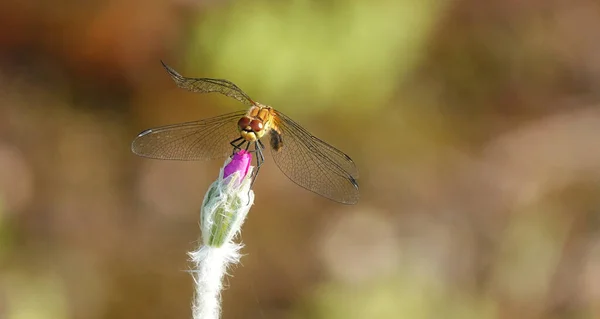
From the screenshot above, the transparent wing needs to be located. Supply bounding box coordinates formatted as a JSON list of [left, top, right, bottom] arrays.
[[131, 111, 246, 160], [269, 111, 359, 204], [161, 61, 255, 106]]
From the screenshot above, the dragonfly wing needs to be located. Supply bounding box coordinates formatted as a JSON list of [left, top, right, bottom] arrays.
[[161, 61, 256, 106], [269, 111, 359, 204], [131, 111, 246, 161]]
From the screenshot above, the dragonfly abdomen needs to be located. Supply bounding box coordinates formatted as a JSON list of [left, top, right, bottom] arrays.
[[270, 130, 283, 151]]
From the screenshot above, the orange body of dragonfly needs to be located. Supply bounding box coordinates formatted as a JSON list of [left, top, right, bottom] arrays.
[[131, 62, 359, 204]]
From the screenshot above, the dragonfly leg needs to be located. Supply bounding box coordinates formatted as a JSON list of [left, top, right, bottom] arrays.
[[242, 140, 264, 204], [230, 137, 245, 156], [256, 139, 265, 167], [250, 140, 265, 188]]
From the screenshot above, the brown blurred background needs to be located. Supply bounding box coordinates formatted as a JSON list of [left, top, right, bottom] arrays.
[[1, 0, 600, 318]]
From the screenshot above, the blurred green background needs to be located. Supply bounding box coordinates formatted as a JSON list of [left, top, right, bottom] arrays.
[[1, 0, 600, 318]]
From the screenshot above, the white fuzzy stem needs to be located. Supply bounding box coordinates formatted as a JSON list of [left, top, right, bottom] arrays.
[[189, 243, 242, 319]]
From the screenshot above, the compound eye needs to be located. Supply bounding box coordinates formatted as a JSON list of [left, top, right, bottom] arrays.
[[238, 117, 251, 130], [250, 120, 264, 132]]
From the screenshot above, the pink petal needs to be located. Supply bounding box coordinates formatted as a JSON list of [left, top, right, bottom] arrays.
[[223, 150, 252, 181]]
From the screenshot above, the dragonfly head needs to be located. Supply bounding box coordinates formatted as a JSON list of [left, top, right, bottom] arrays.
[[238, 116, 266, 141]]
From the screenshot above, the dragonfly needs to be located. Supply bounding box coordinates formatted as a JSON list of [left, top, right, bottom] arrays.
[[131, 61, 359, 204]]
